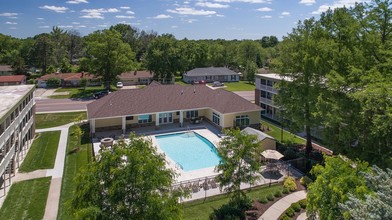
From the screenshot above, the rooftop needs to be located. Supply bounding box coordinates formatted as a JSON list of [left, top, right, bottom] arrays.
[[242, 127, 275, 141], [0, 75, 26, 83], [0, 65, 13, 72], [87, 82, 261, 119], [120, 71, 153, 80], [38, 72, 97, 81], [184, 67, 239, 77], [0, 85, 34, 121], [257, 73, 292, 82]]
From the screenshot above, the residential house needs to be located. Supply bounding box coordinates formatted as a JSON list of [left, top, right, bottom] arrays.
[[119, 71, 153, 86], [242, 127, 277, 151], [0, 85, 35, 197], [0, 65, 13, 76], [37, 72, 100, 88], [183, 67, 240, 84], [0, 75, 26, 86], [87, 82, 262, 135]]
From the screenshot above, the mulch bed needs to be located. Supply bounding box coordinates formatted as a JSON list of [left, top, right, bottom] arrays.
[[245, 180, 306, 220]]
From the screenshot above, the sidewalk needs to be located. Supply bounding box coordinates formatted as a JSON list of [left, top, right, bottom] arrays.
[[258, 190, 307, 220]]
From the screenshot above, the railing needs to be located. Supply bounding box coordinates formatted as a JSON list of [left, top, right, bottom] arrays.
[[259, 97, 276, 106], [257, 85, 278, 94], [0, 144, 15, 176]]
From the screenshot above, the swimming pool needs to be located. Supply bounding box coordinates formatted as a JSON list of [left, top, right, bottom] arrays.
[[155, 132, 221, 172]]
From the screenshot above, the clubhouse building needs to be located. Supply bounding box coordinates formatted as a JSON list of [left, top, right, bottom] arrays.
[[87, 82, 262, 135]]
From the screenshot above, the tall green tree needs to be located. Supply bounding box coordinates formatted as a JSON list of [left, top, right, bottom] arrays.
[[71, 133, 184, 219], [84, 29, 135, 89], [31, 33, 53, 74], [143, 34, 183, 83], [307, 156, 370, 219], [274, 18, 330, 156], [215, 129, 262, 200], [245, 61, 257, 83]]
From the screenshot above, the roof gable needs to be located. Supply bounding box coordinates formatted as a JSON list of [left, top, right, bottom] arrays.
[[0, 75, 26, 83]]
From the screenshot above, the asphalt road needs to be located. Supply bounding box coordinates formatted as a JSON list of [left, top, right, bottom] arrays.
[[35, 91, 255, 113], [35, 98, 93, 113]]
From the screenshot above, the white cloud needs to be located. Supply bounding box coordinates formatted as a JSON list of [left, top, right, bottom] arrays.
[[120, 6, 130, 9], [72, 22, 80, 24], [281, 11, 290, 16], [256, 7, 273, 12], [5, 21, 17, 25], [98, 24, 108, 27], [171, 25, 178, 28], [39, 26, 50, 28], [39, 5, 69, 13], [37, 17, 45, 20], [76, 25, 86, 28], [167, 7, 216, 16], [81, 8, 120, 19], [115, 15, 135, 19], [216, 14, 225, 17], [312, 0, 368, 15], [153, 14, 172, 19], [58, 25, 73, 28], [195, 2, 230, 8], [0, 12, 18, 17], [66, 0, 88, 4], [261, 15, 272, 19], [214, 0, 272, 3], [126, 10, 135, 14], [299, 0, 316, 5], [9, 27, 17, 30]]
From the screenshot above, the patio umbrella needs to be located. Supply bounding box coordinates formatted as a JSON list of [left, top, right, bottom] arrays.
[[261, 150, 284, 160]]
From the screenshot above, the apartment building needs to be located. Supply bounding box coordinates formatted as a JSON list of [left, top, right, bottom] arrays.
[[0, 85, 35, 197]]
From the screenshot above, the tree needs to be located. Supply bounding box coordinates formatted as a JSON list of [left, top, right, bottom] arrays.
[[307, 156, 370, 219], [84, 29, 135, 90], [31, 33, 53, 74], [143, 34, 183, 83], [340, 166, 392, 219], [245, 61, 257, 83], [215, 129, 262, 200], [71, 133, 184, 219], [73, 125, 84, 148], [273, 18, 330, 156]]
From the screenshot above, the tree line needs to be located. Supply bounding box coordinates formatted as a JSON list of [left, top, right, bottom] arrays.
[[0, 25, 278, 84]]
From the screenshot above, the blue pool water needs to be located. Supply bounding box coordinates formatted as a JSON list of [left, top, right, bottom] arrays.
[[155, 132, 221, 172]]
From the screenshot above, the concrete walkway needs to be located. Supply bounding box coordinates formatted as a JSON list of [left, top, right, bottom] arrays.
[[297, 212, 307, 220], [259, 190, 307, 220]]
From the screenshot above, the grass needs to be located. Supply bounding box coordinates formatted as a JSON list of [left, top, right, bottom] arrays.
[[19, 131, 61, 172], [57, 124, 92, 220], [50, 85, 117, 99], [0, 177, 51, 220], [183, 184, 283, 220], [260, 119, 305, 145], [222, 81, 256, 91], [175, 76, 189, 86], [35, 111, 87, 129]]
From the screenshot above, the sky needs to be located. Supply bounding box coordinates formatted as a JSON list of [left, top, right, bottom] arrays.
[[0, 0, 367, 40]]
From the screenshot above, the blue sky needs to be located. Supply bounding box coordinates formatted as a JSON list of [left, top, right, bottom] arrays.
[[0, 0, 366, 40]]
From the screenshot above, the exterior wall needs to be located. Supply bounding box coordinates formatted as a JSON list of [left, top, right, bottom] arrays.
[[0, 86, 35, 197], [183, 75, 239, 84], [255, 89, 261, 107], [95, 117, 122, 128], [256, 74, 280, 121], [122, 78, 152, 86], [222, 111, 260, 128], [261, 138, 276, 151]]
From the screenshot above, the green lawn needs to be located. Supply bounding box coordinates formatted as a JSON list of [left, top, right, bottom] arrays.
[[183, 184, 283, 220], [35, 111, 87, 129], [0, 177, 51, 220], [260, 119, 305, 145], [50, 86, 117, 99], [175, 76, 189, 86], [222, 81, 255, 91], [57, 124, 92, 220], [19, 131, 61, 172]]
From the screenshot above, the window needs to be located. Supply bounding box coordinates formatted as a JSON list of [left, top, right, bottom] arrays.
[[235, 115, 250, 127], [231, 75, 237, 81], [260, 79, 266, 85], [126, 116, 134, 121], [266, 92, 273, 100], [138, 114, 152, 124], [159, 113, 173, 124], [176, 111, 180, 116], [260, 90, 267, 98], [267, 80, 273, 87], [186, 110, 198, 118], [212, 112, 220, 125]]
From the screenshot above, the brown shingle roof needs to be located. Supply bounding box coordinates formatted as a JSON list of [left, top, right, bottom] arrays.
[[38, 72, 97, 81], [0, 65, 13, 72], [0, 75, 25, 83], [119, 71, 153, 80], [87, 84, 261, 119]]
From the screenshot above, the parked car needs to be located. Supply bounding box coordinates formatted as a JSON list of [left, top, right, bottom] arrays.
[[93, 90, 110, 99], [212, 81, 224, 87], [116, 82, 123, 88]]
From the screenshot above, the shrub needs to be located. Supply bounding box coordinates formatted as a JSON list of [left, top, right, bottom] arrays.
[[211, 196, 252, 220], [283, 148, 298, 160], [283, 176, 297, 192], [298, 199, 307, 209], [282, 188, 290, 194], [281, 215, 291, 220], [285, 207, 295, 217], [291, 203, 301, 212], [300, 176, 313, 188], [267, 194, 275, 201], [46, 77, 61, 88], [259, 197, 268, 204], [274, 190, 282, 198]]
